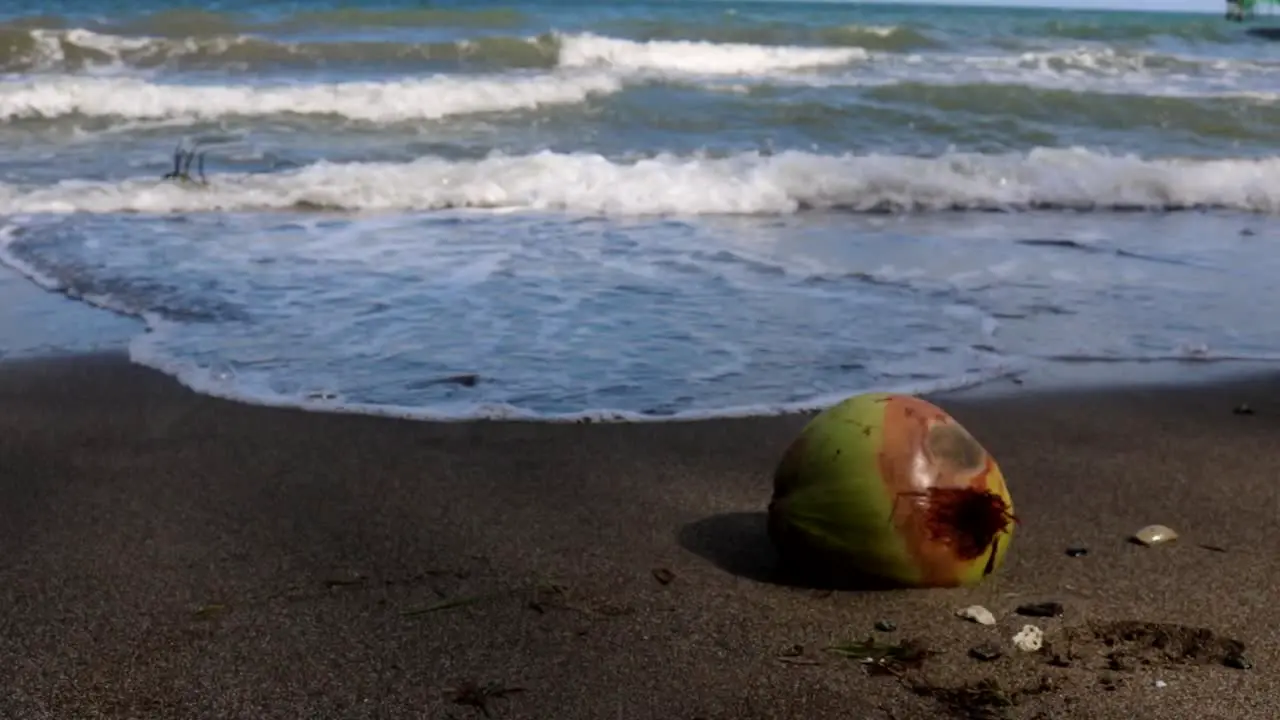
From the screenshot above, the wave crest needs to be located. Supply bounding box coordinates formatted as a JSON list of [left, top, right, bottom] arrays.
[[5, 148, 1280, 216], [0, 71, 621, 122]]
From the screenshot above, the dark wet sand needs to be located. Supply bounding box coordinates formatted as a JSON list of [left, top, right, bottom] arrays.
[[2, 353, 1279, 719]]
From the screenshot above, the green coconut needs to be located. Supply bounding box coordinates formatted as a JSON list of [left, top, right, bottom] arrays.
[[768, 392, 1016, 588]]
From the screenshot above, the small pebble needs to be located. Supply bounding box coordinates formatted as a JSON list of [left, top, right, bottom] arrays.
[[1233, 403, 1255, 416], [1131, 524, 1178, 547], [1012, 624, 1044, 652], [1016, 601, 1064, 618], [1154, 680, 1168, 689], [968, 644, 1003, 662], [956, 605, 996, 626], [874, 620, 897, 632], [1065, 547, 1089, 558]]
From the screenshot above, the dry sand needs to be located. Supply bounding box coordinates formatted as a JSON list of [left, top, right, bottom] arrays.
[[1, 353, 1278, 719]]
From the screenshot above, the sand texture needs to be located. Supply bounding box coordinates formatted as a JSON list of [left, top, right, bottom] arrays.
[[1, 354, 1278, 719]]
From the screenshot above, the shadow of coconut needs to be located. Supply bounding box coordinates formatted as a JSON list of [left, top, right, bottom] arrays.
[[676, 511, 903, 592]]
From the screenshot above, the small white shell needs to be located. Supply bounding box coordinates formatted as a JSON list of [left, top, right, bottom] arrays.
[[1133, 524, 1179, 546], [1012, 624, 1044, 652], [956, 605, 996, 626]]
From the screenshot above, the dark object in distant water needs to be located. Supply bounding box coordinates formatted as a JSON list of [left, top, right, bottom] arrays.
[[1245, 26, 1280, 40]]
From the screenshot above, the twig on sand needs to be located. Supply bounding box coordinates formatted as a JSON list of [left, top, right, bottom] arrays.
[[401, 594, 490, 617], [828, 637, 934, 676], [191, 603, 227, 620]]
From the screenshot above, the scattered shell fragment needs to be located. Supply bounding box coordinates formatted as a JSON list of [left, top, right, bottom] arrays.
[[1012, 624, 1044, 652], [956, 605, 996, 626], [1154, 680, 1168, 689], [1132, 524, 1179, 547]]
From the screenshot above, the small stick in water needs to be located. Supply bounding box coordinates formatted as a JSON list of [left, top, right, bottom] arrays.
[[161, 140, 209, 185]]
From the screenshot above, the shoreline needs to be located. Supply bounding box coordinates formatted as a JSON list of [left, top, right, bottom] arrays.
[[0, 255, 142, 363], [6, 260, 1280, 423], [11, 345, 1280, 425], [3, 352, 1279, 719]]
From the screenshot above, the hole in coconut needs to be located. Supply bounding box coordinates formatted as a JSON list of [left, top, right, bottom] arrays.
[[898, 487, 1017, 562]]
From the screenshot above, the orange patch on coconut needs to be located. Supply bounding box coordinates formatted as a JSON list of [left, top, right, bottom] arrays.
[[877, 396, 1014, 586]]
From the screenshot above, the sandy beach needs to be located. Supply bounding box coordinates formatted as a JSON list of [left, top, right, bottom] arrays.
[[2, 353, 1279, 719]]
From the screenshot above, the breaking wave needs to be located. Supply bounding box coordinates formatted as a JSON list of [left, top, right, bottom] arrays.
[[0, 26, 877, 75], [556, 33, 868, 74], [598, 18, 943, 52], [0, 71, 622, 122], [6, 147, 1280, 215], [0, 26, 565, 72]]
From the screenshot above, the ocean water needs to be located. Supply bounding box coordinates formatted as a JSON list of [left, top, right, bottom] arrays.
[[2, 0, 1279, 420]]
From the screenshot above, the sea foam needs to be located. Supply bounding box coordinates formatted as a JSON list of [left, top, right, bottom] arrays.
[[3, 147, 1280, 215]]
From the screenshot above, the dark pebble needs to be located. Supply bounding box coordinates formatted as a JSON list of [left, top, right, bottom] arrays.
[[1233, 403, 1255, 416], [1106, 653, 1133, 672], [1225, 652, 1253, 670], [968, 644, 1003, 662], [1016, 601, 1065, 618], [1065, 547, 1089, 558], [874, 620, 897, 632]]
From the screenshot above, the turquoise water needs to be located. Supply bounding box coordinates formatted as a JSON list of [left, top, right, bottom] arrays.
[[2, 0, 1279, 419]]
